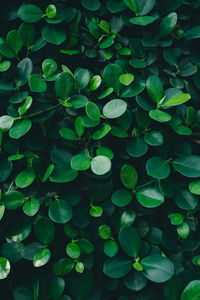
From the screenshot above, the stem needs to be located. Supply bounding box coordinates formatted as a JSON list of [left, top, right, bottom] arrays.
[[16, 104, 60, 120]]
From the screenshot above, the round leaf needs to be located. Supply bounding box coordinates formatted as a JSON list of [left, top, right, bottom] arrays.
[[17, 4, 42, 23], [103, 257, 132, 278], [141, 255, 174, 283], [33, 248, 51, 267], [91, 155, 111, 175], [103, 99, 127, 119], [146, 156, 171, 179], [48, 199, 72, 223], [136, 186, 164, 208]]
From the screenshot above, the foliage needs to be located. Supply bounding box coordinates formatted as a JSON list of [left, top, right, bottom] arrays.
[[0, 0, 200, 299]]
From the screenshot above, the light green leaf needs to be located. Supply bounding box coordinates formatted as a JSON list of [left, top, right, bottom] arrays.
[[103, 99, 127, 119], [0, 115, 14, 132], [91, 155, 111, 175], [163, 93, 191, 107], [0, 257, 10, 279]]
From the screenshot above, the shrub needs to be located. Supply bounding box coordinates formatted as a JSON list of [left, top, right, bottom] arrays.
[[0, 0, 200, 299]]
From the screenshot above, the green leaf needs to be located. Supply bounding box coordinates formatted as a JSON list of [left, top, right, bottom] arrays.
[[28, 74, 47, 92], [120, 165, 138, 189], [123, 0, 138, 12], [81, 0, 101, 11], [159, 13, 177, 38], [9, 120, 32, 139], [75, 68, 90, 90], [162, 93, 191, 107], [6, 30, 22, 54], [146, 157, 171, 179], [144, 130, 163, 146], [91, 155, 111, 175], [137, 0, 156, 16], [53, 258, 74, 276], [3, 190, 24, 210], [86, 102, 100, 121], [89, 205, 103, 217], [15, 169, 35, 188], [0, 159, 12, 182], [103, 99, 127, 119], [89, 75, 101, 91], [103, 257, 132, 278], [50, 165, 78, 183], [184, 26, 200, 39], [49, 199, 72, 223], [119, 73, 134, 86], [149, 110, 171, 122], [18, 96, 33, 116], [175, 187, 198, 210], [46, 4, 57, 19], [77, 239, 94, 254], [169, 213, 183, 225], [119, 227, 141, 257], [103, 64, 123, 93], [1, 242, 25, 263], [15, 58, 33, 86], [189, 181, 200, 195], [0, 61, 11, 72], [99, 225, 112, 239], [71, 154, 91, 171], [0, 205, 5, 221], [129, 16, 157, 26], [17, 4, 42, 23], [120, 209, 136, 227], [173, 155, 200, 178], [124, 271, 148, 291], [136, 186, 165, 208], [104, 240, 118, 257], [13, 287, 32, 300], [177, 222, 190, 239], [34, 217, 55, 244], [146, 76, 163, 102], [127, 137, 148, 158], [66, 243, 81, 259], [75, 262, 84, 273], [42, 164, 55, 182], [42, 25, 67, 45], [92, 124, 111, 140], [99, 37, 114, 49], [23, 198, 40, 216], [111, 189, 133, 207], [96, 146, 113, 159], [0, 257, 10, 279], [55, 72, 75, 99], [181, 280, 200, 300], [0, 115, 14, 132], [19, 23, 36, 47], [141, 255, 174, 283], [60, 128, 78, 141], [42, 58, 57, 75], [33, 248, 51, 267], [48, 277, 65, 300]]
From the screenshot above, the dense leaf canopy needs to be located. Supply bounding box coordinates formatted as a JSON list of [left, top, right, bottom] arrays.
[[0, 0, 200, 299]]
